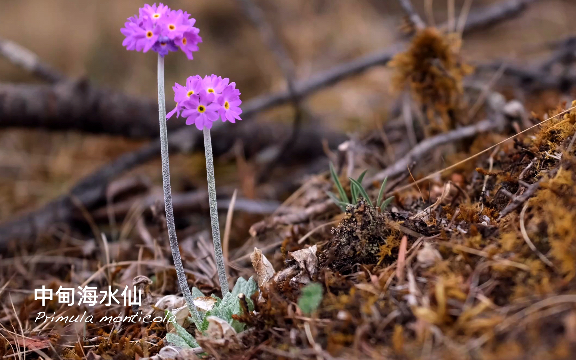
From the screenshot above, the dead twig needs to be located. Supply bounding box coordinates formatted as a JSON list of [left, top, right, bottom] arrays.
[[367, 118, 500, 185], [0, 37, 64, 83], [236, 0, 305, 183], [498, 180, 541, 219], [398, 0, 426, 30], [249, 200, 336, 236]]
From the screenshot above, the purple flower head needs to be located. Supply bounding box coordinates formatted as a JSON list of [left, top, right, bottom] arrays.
[[121, 3, 201, 58], [169, 74, 242, 130], [217, 83, 242, 123], [181, 91, 220, 130], [167, 75, 203, 119], [202, 75, 229, 95]]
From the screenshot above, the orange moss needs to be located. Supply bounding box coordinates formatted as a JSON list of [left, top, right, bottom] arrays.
[[389, 28, 473, 132]]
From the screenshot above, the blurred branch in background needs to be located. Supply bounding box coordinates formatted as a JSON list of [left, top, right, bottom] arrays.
[[235, 0, 305, 183], [0, 0, 541, 246], [0, 0, 535, 138], [398, 0, 426, 30], [0, 37, 64, 83]]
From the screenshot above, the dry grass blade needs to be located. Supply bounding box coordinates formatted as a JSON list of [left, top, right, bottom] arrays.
[[519, 202, 555, 268]]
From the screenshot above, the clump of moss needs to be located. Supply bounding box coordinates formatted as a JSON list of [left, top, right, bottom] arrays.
[[532, 101, 576, 152], [389, 28, 473, 132], [527, 164, 576, 279], [318, 200, 399, 273]]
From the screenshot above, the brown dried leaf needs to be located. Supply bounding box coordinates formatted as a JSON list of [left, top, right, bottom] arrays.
[[250, 247, 276, 288]]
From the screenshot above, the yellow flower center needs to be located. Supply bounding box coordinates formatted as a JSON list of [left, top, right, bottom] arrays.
[[186, 90, 194, 97], [224, 101, 230, 110], [168, 24, 175, 31], [146, 31, 153, 38], [182, 38, 187, 45], [153, 13, 160, 19], [207, 88, 215, 93], [160, 42, 166, 47], [197, 105, 206, 113]]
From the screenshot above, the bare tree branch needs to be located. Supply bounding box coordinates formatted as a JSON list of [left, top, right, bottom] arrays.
[[89, 189, 282, 221], [398, 0, 426, 30], [0, 37, 65, 83], [236, 0, 305, 182], [0, 80, 163, 138], [0, 122, 345, 246], [446, 0, 537, 34], [367, 118, 501, 184]]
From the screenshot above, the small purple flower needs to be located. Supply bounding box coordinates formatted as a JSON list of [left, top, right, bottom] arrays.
[[181, 91, 221, 130], [202, 75, 229, 95], [139, 3, 169, 23], [121, 3, 201, 58], [217, 83, 242, 123], [175, 29, 202, 60], [167, 75, 203, 119], [121, 16, 142, 50], [162, 10, 190, 40]]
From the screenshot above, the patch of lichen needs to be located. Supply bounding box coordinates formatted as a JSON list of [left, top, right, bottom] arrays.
[[389, 28, 473, 132]]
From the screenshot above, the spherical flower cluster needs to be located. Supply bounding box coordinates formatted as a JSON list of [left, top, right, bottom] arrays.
[[121, 3, 201, 59], [167, 75, 242, 130]]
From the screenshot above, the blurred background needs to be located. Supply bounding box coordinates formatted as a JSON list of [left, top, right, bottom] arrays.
[[1, 0, 575, 224]]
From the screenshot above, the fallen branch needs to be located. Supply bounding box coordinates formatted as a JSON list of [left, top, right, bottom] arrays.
[[367, 119, 500, 184], [446, 0, 537, 34], [89, 189, 282, 221], [398, 0, 426, 30], [0, 37, 64, 83], [236, 0, 305, 182], [0, 123, 344, 246], [248, 200, 336, 236], [498, 180, 541, 219]]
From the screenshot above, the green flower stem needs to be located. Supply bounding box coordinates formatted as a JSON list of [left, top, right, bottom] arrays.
[[203, 127, 230, 295], [157, 54, 201, 323]]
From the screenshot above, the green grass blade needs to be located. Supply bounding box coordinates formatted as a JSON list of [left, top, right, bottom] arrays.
[[326, 191, 348, 211], [376, 177, 388, 208], [329, 162, 349, 204], [351, 181, 358, 204], [356, 170, 368, 184], [349, 178, 373, 206], [380, 196, 394, 211]]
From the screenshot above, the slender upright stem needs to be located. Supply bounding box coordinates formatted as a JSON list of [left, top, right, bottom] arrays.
[[203, 127, 230, 295], [157, 54, 200, 322]]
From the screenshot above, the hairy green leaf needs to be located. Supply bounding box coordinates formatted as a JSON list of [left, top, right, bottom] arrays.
[[165, 333, 192, 348], [170, 319, 199, 348], [298, 283, 323, 315]]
